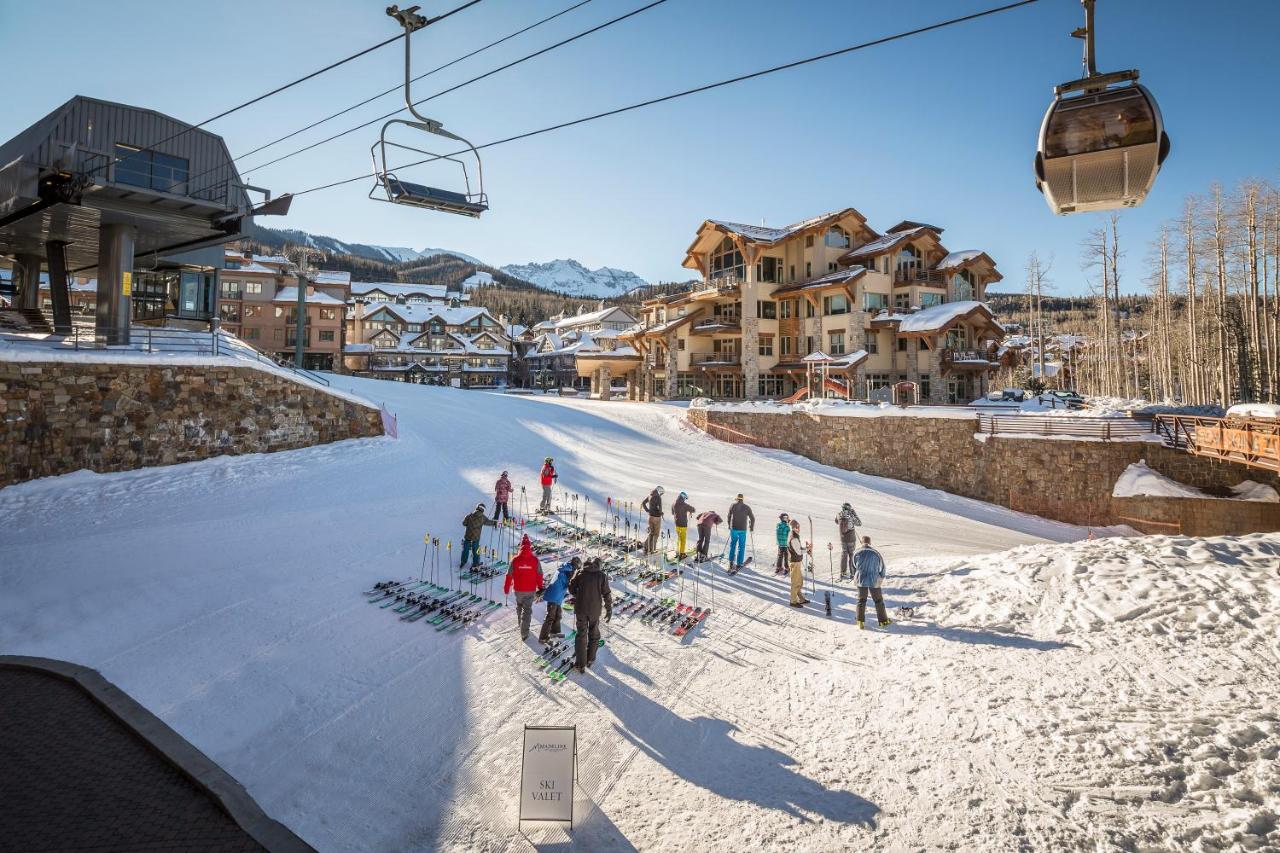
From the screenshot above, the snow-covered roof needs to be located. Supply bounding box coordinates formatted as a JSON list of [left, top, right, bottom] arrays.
[[226, 261, 280, 276], [273, 287, 345, 305], [706, 211, 849, 244], [1227, 403, 1280, 420], [772, 267, 865, 295], [935, 250, 985, 270], [896, 301, 1000, 335], [842, 227, 931, 260], [310, 270, 351, 287], [351, 281, 450, 299], [361, 302, 494, 326], [534, 305, 635, 332], [801, 351, 833, 363]]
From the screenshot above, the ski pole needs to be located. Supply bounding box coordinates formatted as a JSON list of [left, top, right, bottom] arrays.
[[427, 527, 437, 581], [447, 541, 454, 591], [827, 542, 836, 599]]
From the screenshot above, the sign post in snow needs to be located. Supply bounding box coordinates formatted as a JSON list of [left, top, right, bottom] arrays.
[[519, 725, 576, 826]]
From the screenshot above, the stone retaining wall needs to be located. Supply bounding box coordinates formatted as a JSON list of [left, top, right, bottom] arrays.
[[688, 406, 1280, 532], [1, 360, 383, 488], [1110, 495, 1280, 537]]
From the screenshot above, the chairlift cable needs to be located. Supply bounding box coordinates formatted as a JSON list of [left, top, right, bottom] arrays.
[[291, 0, 1042, 198], [240, 0, 670, 178], [228, 0, 595, 166], [98, 0, 487, 171]]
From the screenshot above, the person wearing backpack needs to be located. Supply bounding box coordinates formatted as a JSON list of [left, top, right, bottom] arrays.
[[774, 513, 792, 576], [787, 518, 809, 607], [538, 557, 578, 644], [835, 502, 863, 580], [461, 502, 496, 571]]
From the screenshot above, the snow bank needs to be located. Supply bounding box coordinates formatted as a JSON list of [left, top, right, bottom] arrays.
[[1114, 460, 1280, 502], [1228, 402, 1280, 420]]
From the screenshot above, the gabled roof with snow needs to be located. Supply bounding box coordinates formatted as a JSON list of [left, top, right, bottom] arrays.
[[682, 208, 874, 269], [534, 305, 637, 332], [361, 302, 495, 327], [273, 287, 345, 305], [771, 267, 865, 296], [895, 300, 1002, 336], [310, 270, 351, 287], [841, 227, 937, 261], [351, 281, 450, 299], [225, 261, 281, 276]]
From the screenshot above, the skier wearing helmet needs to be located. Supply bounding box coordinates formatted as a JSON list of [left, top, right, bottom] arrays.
[[461, 502, 496, 571], [671, 491, 695, 559], [493, 471, 513, 522], [539, 457, 557, 513], [835, 501, 863, 580], [774, 512, 792, 575], [641, 486, 665, 555]]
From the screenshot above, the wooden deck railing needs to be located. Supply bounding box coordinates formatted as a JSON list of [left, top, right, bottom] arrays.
[[1154, 414, 1280, 472], [976, 413, 1155, 441]]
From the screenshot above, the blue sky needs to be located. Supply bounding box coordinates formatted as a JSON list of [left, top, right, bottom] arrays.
[[2, 0, 1277, 293]]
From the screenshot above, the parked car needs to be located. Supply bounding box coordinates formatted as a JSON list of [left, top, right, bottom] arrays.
[[1043, 389, 1086, 408]]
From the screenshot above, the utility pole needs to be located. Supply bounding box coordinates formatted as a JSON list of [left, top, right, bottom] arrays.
[[289, 247, 324, 369]]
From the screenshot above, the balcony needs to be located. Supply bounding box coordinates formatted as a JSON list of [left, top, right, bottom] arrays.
[[941, 348, 996, 371], [690, 317, 742, 336], [690, 352, 741, 367], [894, 268, 949, 288]]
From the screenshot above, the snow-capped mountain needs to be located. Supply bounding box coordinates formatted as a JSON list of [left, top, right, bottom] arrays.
[[498, 259, 649, 298]]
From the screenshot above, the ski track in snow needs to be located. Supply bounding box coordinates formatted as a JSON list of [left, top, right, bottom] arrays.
[[2, 378, 1277, 852]]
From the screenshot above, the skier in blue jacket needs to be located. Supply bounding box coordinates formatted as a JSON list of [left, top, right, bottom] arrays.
[[851, 536, 891, 629], [538, 557, 579, 644]]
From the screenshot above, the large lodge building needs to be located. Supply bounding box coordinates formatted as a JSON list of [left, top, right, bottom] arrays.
[[593, 208, 1005, 404]]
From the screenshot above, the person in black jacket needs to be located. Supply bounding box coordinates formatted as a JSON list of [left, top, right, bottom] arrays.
[[726, 494, 755, 573], [641, 486, 664, 555], [671, 491, 695, 558], [567, 557, 612, 673]]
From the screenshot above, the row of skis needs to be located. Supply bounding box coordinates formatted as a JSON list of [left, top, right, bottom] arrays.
[[360, 507, 714, 683]]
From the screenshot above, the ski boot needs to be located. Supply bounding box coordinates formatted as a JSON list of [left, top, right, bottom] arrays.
[[878, 619, 892, 628], [857, 620, 865, 630]]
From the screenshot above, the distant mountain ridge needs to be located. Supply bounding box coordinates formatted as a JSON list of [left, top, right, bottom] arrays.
[[242, 222, 648, 298], [498, 259, 649, 298]]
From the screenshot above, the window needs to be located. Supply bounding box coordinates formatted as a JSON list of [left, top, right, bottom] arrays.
[[759, 373, 786, 397], [822, 293, 849, 315], [894, 293, 910, 310], [866, 373, 891, 391], [273, 329, 283, 341], [243, 304, 261, 318], [805, 300, 815, 318], [245, 281, 262, 295], [805, 235, 815, 248], [805, 335, 815, 355], [113, 144, 189, 194], [920, 291, 944, 307], [789, 264, 796, 282], [863, 292, 889, 311], [824, 226, 850, 249], [919, 377, 931, 400], [756, 300, 777, 320], [218, 303, 240, 323], [220, 280, 242, 299], [319, 307, 337, 321], [781, 336, 793, 356], [677, 338, 685, 351], [919, 339, 929, 351], [829, 331, 845, 355], [805, 261, 812, 279], [864, 330, 878, 354], [319, 330, 335, 342], [895, 244, 921, 282], [779, 300, 793, 319], [758, 257, 783, 283], [244, 327, 260, 341], [710, 236, 744, 281], [898, 338, 908, 352], [953, 269, 975, 301], [758, 335, 774, 357], [828, 262, 837, 273]]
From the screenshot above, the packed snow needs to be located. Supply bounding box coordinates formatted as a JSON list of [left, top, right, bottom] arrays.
[[1113, 460, 1279, 503], [1228, 402, 1280, 420], [3, 378, 1277, 852]]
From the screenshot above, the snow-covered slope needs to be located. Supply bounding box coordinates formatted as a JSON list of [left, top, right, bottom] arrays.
[[499, 258, 649, 297], [4, 381, 1275, 852]]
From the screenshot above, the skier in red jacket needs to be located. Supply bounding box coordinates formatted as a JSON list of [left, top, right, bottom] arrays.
[[505, 535, 545, 640], [538, 457, 557, 513]]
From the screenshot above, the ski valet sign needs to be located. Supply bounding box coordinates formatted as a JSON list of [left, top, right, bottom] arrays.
[[519, 726, 576, 825]]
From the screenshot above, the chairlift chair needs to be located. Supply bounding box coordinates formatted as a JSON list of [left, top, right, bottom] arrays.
[[1034, 0, 1170, 215], [370, 5, 489, 218]]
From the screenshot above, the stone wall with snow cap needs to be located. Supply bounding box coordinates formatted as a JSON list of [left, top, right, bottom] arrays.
[[687, 405, 1280, 533], [1, 360, 383, 487]]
